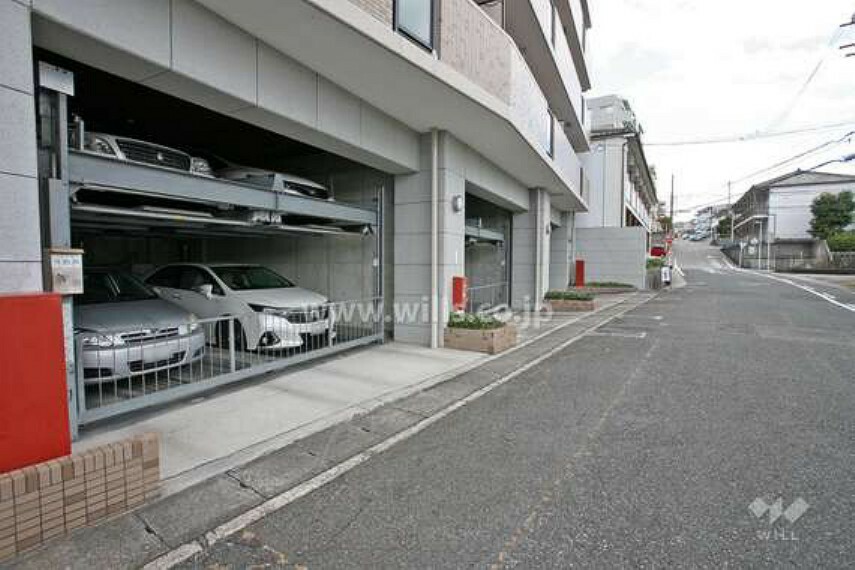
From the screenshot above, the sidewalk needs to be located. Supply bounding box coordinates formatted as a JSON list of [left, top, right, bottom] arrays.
[[9, 293, 651, 569]]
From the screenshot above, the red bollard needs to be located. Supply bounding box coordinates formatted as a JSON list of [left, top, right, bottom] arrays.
[[452, 276, 468, 312], [575, 260, 585, 288]]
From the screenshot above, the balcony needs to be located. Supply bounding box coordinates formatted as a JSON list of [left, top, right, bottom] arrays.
[[504, 0, 589, 152], [197, 0, 586, 209], [554, 0, 591, 90], [439, 0, 584, 200]]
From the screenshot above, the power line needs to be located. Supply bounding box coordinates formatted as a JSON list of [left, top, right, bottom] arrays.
[[764, 26, 845, 132], [671, 132, 855, 213], [645, 118, 855, 147], [730, 131, 855, 184]]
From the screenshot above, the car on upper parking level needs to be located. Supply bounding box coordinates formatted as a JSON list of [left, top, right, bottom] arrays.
[[69, 127, 213, 177]]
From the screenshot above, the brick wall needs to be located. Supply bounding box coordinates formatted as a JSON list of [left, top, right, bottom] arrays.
[[347, 0, 393, 26], [0, 433, 160, 562]]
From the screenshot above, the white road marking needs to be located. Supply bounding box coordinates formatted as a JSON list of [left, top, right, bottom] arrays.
[[589, 331, 647, 339], [141, 297, 655, 569], [762, 273, 855, 314]]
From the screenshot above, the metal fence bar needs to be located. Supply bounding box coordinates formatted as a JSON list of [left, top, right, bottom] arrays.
[[465, 282, 509, 314], [74, 296, 384, 425]]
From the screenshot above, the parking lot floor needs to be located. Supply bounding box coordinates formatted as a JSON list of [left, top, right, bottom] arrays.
[[73, 342, 485, 496]]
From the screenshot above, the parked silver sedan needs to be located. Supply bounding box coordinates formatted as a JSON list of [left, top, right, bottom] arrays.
[[75, 269, 206, 384]]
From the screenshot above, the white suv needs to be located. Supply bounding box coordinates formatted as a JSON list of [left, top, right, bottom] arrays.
[[145, 264, 333, 351]]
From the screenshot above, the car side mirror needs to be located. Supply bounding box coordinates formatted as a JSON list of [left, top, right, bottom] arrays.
[[195, 284, 214, 299]]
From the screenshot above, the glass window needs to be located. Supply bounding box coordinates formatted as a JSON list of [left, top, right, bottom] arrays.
[[178, 267, 224, 295], [146, 266, 183, 289], [396, 0, 433, 49], [79, 271, 158, 305], [212, 266, 295, 291]]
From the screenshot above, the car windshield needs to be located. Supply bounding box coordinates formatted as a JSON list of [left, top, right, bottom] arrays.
[[78, 271, 158, 305], [212, 266, 295, 290]]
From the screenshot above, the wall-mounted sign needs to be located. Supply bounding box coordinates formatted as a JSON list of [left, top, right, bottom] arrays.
[[38, 62, 75, 96], [46, 248, 84, 295]]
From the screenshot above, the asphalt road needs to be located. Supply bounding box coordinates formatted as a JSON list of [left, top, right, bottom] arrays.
[[180, 241, 855, 569]]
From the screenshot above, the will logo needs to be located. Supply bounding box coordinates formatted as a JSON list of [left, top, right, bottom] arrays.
[[749, 497, 810, 525]]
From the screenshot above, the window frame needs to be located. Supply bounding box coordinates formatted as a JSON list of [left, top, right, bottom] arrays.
[[394, 0, 436, 52]]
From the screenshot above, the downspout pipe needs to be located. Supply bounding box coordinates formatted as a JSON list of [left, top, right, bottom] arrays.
[[430, 129, 439, 348], [620, 138, 629, 227]]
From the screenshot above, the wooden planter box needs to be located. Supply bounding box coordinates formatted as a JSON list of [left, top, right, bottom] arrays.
[[546, 298, 595, 312], [444, 323, 517, 354]]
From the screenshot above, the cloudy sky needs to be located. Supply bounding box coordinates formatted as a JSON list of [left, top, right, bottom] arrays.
[[588, 1, 855, 220]]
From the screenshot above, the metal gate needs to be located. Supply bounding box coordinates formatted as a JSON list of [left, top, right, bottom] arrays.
[[75, 297, 384, 424]]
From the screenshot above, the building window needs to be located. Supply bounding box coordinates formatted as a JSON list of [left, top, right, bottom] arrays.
[[547, 112, 556, 157], [395, 0, 434, 50]]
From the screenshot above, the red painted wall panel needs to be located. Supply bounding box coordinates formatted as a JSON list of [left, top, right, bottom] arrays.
[[0, 293, 71, 473]]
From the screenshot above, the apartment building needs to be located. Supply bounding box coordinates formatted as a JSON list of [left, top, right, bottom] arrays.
[[0, 0, 592, 425], [575, 95, 658, 287]]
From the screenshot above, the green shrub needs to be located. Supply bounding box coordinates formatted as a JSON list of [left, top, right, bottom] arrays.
[[585, 281, 634, 289], [828, 232, 855, 252], [544, 290, 594, 301], [447, 312, 505, 330], [646, 257, 665, 269]]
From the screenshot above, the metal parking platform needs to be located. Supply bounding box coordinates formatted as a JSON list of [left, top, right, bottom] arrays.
[[68, 151, 378, 227]]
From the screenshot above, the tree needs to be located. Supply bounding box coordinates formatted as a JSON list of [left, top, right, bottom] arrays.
[[658, 215, 673, 232], [809, 191, 855, 240], [717, 217, 733, 238]]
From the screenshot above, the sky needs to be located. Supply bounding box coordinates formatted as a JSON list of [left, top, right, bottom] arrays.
[[587, 0, 855, 221]]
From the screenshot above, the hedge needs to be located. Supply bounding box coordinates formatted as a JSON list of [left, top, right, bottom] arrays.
[[828, 232, 855, 252], [447, 312, 505, 330], [544, 290, 595, 301]]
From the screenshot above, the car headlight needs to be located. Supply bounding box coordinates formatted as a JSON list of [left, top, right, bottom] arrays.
[[84, 134, 116, 156], [179, 322, 201, 335], [81, 333, 117, 348], [190, 157, 213, 176]]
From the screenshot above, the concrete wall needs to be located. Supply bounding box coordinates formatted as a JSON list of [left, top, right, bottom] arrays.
[[394, 131, 539, 344], [549, 210, 574, 290], [30, 0, 420, 175], [394, 132, 466, 345], [0, 0, 42, 292], [575, 226, 647, 289], [511, 188, 551, 308], [577, 139, 625, 229]]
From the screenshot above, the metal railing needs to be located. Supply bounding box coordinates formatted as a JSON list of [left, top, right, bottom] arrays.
[[466, 282, 509, 314], [75, 297, 384, 424]]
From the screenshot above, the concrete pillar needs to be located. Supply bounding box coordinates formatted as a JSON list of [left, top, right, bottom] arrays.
[[0, 0, 42, 292], [549, 210, 573, 290], [511, 188, 550, 309], [393, 131, 465, 346]]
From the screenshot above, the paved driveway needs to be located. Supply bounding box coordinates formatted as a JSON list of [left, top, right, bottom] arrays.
[[178, 241, 855, 568]]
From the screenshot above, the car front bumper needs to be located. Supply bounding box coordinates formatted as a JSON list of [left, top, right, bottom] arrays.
[[254, 313, 335, 351], [80, 330, 206, 385]]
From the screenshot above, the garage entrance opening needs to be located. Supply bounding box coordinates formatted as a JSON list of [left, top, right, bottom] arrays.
[[36, 51, 392, 426], [464, 193, 512, 312]]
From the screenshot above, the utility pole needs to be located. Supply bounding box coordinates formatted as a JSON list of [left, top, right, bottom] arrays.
[[669, 174, 675, 231], [728, 180, 734, 242]]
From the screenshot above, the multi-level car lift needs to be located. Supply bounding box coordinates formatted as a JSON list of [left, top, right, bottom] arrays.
[[37, 62, 385, 436]]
